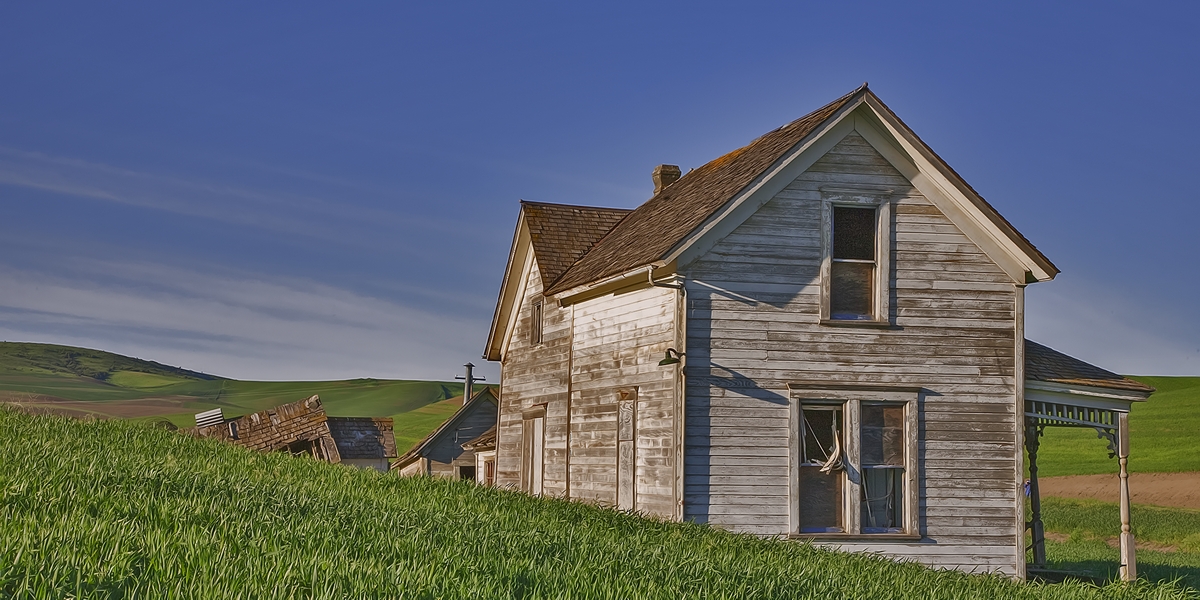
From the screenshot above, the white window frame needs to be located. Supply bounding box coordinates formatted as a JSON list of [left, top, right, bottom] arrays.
[[819, 186, 893, 326], [475, 450, 496, 486], [788, 384, 919, 539]]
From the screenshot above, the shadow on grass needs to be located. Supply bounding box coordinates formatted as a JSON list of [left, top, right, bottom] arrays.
[[1042, 540, 1200, 592]]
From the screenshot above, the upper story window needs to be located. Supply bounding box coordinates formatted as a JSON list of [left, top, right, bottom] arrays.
[[820, 187, 893, 325], [530, 298, 544, 345], [831, 206, 877, 319]]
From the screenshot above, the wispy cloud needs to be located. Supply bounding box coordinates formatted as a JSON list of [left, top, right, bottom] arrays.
[[0, 145, 465, 241], [1026, 277, 1200, 376], [0, 259, 493, 381]]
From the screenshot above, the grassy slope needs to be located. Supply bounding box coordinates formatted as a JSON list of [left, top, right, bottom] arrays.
[[0, 341, 222, 381], [0, 343, 472, 453], [1040, 498, 1200, 590], [1, 409, 1193, 600], [1036, 377, 1200, 477]]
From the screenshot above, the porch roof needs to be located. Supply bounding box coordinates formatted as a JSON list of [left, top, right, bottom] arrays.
[[1025, 340, 1155, 394]]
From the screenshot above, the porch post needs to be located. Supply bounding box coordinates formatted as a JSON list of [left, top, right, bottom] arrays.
[[1025, 420, 1046, 567], [1117, 412, 1136, 581]]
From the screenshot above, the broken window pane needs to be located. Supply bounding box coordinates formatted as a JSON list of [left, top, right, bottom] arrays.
[[830, 261, 874, 319], [860, 404, 904, 466], [799, 404, 845, 532], [833, 206, 875, 260], [801, 406, 842, 465]]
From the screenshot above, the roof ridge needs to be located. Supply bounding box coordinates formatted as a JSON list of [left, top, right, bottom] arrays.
[[520, 199, 633, 213], [864, 92, 1057, 278], [543, 85, 866, 295]]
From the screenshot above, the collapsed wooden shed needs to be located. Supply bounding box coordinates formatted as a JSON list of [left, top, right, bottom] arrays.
[[188, 395, 398, 471]]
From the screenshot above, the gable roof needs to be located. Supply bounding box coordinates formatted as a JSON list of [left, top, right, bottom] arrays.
[[523, 200, 632, 288], [544, 88, 860, 295], [544, 84, 1057, 296], [1025, 340, 1155, 394], [390, 387, 498, 470]]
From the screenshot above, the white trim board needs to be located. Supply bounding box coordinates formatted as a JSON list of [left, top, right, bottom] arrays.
[[668, 99, 1055, 286], [485, 214, 534, 361]]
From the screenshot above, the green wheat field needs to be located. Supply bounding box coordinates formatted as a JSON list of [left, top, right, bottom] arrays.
[[3, 341, 1199, 595], [2, 408, 1196, 599]]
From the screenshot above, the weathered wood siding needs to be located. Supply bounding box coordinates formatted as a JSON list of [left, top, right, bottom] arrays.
[[681, 131, 1021, 574], [496, 254, 679, 517], [496, 258, 570, 493], [569, 285, 677, 516], [426, 400, 497, 479]]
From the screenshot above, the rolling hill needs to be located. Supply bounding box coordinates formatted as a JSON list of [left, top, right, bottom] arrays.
[[0, 342, 478, 452], [1035, 376, 1200, 477]]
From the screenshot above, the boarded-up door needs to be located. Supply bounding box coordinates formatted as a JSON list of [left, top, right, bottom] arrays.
[[617, 389, 637, 510], [521, 412, 545, 495]]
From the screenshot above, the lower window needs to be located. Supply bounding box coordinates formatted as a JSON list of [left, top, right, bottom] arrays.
[[859, 403, 905, 533], [796, 398, 912, 535], [458, 465, 476, 482]]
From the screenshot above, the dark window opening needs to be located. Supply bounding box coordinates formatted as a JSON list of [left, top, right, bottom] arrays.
[[281, 439, 318, 458], [799, 404, 845, 533], [830, 206, 877, 320], [530, 299, 544, 345], [458, 465, 476, 482]]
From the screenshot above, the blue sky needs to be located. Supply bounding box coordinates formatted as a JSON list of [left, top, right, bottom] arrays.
[[1, 2, 1197, 381]]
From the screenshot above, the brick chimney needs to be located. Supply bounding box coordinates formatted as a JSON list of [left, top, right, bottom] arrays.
[[652, 164, 681, 195]]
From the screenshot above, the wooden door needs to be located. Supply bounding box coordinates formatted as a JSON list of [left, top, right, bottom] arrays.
[[617, 389, 637, 510]]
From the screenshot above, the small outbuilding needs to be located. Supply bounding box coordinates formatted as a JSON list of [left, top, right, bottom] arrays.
[[392, 387, 498, 482]]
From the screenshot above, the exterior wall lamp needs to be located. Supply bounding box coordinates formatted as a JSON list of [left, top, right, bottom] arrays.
[[658, 348, 685, 366]]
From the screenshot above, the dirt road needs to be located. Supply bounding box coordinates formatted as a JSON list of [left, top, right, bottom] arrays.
[[1039, 472, 1200, 510]]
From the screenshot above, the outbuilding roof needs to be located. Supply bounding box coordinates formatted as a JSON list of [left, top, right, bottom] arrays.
[[1025, 340, 1155, 394], [460, 425, 496, 451]]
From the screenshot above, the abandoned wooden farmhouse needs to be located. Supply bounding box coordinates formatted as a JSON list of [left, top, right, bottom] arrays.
[[482, 84, 1155, 579]]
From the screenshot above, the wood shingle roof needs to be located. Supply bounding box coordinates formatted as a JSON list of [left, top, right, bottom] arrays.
[[543, 87, 861, 295], [523, 201, 632, 288], [1025, 339, 1155, 394]]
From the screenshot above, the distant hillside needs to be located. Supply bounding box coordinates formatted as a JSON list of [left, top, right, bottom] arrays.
[[1035, 375, 1200, 477], [0, 342, 222, 382], [0, 342, 480, 453]]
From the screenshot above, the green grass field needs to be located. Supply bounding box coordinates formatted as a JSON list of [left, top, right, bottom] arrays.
[[2, 409, 1195, 600], [1040, 497, 1200, 590], [1021, 377, 1200, 586], [0, 342, 481, 454], [1035, 377, 1200, 477]]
